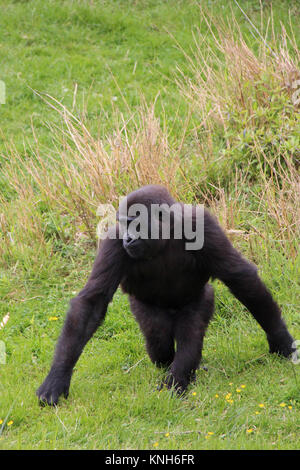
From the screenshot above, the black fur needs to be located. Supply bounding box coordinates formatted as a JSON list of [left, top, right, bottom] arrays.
[[37, 185, 295, 404]]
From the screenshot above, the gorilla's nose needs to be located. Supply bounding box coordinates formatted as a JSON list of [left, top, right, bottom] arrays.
[[123, 234, 137, 248]]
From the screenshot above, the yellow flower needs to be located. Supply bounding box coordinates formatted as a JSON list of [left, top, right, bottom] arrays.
[[255, 411, 260, 415], [236, 388, 241, 393], [7, 420, 13, 426], [246, 428, 254, 433], [153, 442, 159, 447], [0, 419, 3, 425], [258, 403, 265, 408], [207, 432, 214, 435], [229, 382, 233, 386], [225, 392, 233, 404], [165, 432, 170, 437], [192, 392, 197, 396], [48, 316, 58, 321], [215, 394, 219, 398], [241, 384, 246, 389], [279, 402, 286, 407], [288, 406, 292, 410]]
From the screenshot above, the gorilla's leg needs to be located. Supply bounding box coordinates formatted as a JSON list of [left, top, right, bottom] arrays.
[[129, 297, 175, 368], [165, 284, 215, 395]]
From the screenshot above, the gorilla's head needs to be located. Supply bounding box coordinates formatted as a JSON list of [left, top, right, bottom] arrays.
[[117, 185, 177, 260]]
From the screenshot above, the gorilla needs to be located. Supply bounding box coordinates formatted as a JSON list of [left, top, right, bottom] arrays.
[[37, 185, 295, 405]]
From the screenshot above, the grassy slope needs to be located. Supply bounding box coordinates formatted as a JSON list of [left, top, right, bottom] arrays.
[[1, 0, 298, 149], [0, 0, 201, 150], [0, 0, 299, 450]]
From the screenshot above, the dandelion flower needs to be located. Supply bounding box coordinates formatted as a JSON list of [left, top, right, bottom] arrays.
[[241, 385, 246, 389], [258, 404, 265, 408], [288, 406, 292, 410], [279, 403, 286, 408], [48, 316, 58, 321], [207, 432, 214, 435], [246, 428, 254, 433], [215, 394, 219, 398], [225, 393, 232, 400], [192, 392, 197, 396], [0, 419, 3, 425], [236, 388, 241, 393], [227, 399, 234, 404], [165, 432, 170, 437], [7, 420, 13, 426], [153, 442, 159, 447], [255, 411, 260, 415]]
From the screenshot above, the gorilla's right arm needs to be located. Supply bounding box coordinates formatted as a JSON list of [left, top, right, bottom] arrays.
[[36, 234, 125, 405], [201, 211, 295, 357]]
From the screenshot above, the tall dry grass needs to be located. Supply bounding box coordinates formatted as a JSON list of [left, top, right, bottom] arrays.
[[176, 5, 299, 120], [1, 97, 186, 257], [175, 5, 300, 180], [204, 149, 300, 259], [173, 5, 299, 255]]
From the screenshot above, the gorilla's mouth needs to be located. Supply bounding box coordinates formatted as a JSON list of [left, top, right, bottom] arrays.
[[124, 240, 155, 260], [124, 242, 147, 259]]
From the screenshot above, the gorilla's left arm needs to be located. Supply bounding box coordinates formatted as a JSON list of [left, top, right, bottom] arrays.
[[37, 234, 126, 405], [201, 211, 295, 357]]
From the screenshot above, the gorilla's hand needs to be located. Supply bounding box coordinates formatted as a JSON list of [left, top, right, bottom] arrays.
[[36, 368, 72, 406], [267, 328, 295, 358]]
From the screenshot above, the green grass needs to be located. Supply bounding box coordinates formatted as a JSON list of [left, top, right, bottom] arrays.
[[0, 0, 299, 150], [0, 0, 299, 450], [0, 249, 299, 450], [0, 258, 299, 450]]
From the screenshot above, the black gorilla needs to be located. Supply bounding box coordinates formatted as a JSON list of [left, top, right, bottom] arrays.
[[37, 185, 295, 404]]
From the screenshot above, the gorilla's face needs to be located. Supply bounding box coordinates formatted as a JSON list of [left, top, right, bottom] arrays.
[[117, 185, 175, 260], [120, 213, 168, 260], [122, 233, 162, 260]]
